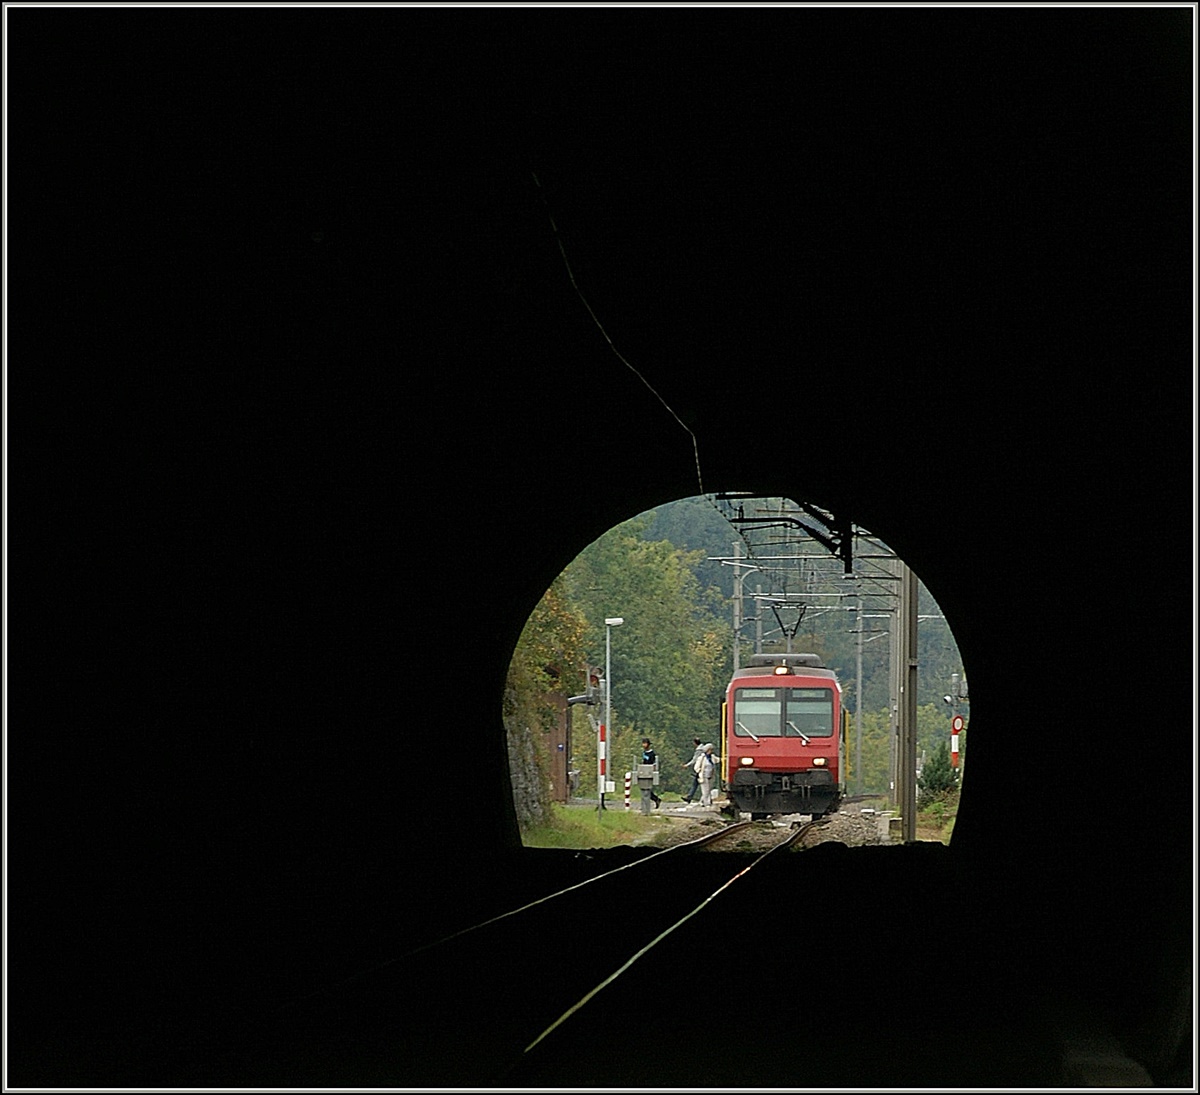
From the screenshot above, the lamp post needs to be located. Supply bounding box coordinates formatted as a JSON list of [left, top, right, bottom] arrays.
[[601, 617, 623, 811]]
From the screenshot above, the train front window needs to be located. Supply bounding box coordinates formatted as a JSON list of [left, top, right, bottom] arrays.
[[733, 688, 782, 737], [734, 686, 834, 737], [786, 687, 834, 737]]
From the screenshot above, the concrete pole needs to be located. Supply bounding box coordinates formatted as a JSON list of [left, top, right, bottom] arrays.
[[855, 595, 863, 795], [602, 625, 611, 812], [602, 618, 623, 813], [732, 541, 742, 672], [888, 568, 900, 809], [897, 564, 919, 842]]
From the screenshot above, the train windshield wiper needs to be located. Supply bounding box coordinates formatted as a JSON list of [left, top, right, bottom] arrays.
[[787, 721, 811, 744], [736, 720, 760, 742]]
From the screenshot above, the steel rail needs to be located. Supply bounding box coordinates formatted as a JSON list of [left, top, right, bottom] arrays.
[[517, 818, 821, 1058], [267, 818, 758, 1012]]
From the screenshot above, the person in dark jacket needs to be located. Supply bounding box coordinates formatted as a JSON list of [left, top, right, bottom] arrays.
[[640, 738, 661, 808]]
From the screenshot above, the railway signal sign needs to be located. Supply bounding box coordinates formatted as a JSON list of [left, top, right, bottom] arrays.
[[951, 715, 963, 768]]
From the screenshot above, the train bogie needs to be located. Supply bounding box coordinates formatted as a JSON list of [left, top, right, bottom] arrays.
[[728, 767, 839, 817]]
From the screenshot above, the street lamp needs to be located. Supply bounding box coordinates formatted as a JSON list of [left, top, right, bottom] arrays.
[[601, 617, 624, 811]]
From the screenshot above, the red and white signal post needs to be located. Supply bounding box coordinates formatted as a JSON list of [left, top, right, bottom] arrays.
[[951, 715, 964, 768]]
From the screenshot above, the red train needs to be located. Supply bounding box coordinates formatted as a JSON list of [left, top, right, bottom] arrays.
[[721, 652, 847, 819]]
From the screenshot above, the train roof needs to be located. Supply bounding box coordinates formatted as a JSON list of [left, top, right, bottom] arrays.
[[730, 652, 839, 681]]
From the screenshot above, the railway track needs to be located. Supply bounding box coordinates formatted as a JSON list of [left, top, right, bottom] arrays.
[[684, 816, 822, 853], [197, 817, 828, 1087]]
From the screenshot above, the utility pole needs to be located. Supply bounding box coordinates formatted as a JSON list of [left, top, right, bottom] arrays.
[[855, 595, 863, 795], [709, 544, 761, 672], [567, 665, 604, 801], [888, 644, 898, 804], [600, 617, 624, 812], [896, 563, 919, 842], [732, 541, 743, 671], [888, 555, 899, 810]]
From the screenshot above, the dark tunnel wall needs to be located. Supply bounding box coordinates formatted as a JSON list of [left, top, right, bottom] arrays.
[[10, 6, 1194, 1085]]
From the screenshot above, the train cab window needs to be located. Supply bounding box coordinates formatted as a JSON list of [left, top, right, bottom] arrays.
[[733, 688, 783, 737], [785, 687, 834, 737], [734, 686, 835, 737]]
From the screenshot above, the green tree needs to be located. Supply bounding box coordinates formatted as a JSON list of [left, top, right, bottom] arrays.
[[640, 496, 740, 600], [562, 515, 731, 795], [845, 705, 893, 795]]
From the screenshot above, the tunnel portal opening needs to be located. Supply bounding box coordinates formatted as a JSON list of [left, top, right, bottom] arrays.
[[504, 492, 970, 850]]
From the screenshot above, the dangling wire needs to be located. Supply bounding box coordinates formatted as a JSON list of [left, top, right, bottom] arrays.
[[531, 170, 704, 497]]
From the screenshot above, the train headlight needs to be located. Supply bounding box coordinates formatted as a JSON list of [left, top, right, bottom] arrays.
[[773, 665, 792, 675], [812, 757, 827, 766], [739, 757, 754, 766]]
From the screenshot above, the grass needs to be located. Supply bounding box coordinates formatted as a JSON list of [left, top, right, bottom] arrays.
[[522, 797, 695, 849], [522, 790, 962, 848], [915, 788, 960, 844]]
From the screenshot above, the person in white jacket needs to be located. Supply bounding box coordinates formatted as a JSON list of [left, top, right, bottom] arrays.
[[681, 737, 704, 803], [694, 743, 718, 806]]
